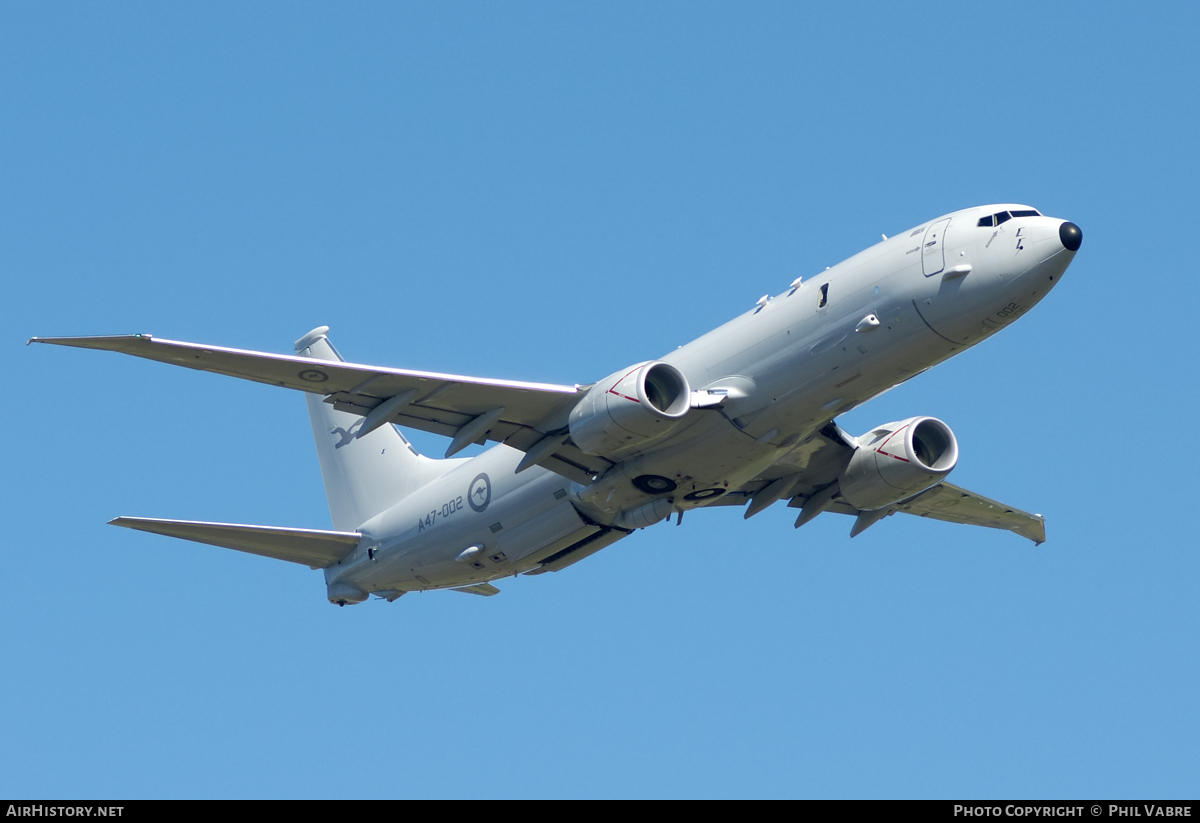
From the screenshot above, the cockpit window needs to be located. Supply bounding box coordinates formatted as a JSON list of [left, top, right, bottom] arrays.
[[978, 208, 1041, 227]]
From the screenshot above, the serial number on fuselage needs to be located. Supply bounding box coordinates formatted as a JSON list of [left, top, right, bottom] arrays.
[[417, 496, 465, 532]]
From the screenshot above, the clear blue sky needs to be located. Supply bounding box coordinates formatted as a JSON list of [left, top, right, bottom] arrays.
[[4, 2, 1198, 799]]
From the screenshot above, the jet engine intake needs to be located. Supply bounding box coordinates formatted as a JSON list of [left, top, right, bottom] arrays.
[[569, 361, 691, 457], [839, 416, 958, 511]]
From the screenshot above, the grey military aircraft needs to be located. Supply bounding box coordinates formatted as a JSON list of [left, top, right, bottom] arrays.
[[32, 204, 1082, 605]]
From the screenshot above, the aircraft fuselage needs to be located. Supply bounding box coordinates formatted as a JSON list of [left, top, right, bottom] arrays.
[[324, 204, 1079, 598]]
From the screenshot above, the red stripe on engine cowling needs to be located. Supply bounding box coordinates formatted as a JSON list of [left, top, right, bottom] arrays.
[[876, 424, 912, 463], [607, 366, 643, 404]]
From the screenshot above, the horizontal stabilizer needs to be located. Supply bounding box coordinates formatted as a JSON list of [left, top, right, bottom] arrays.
[[451, 582, 501, 596], [110, 517, 361, 568]]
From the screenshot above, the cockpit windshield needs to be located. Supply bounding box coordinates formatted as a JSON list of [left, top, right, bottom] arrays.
[[977, 208, 1041, 227]]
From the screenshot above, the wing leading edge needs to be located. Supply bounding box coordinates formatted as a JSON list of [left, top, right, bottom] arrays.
[[29, 332, 612, 485]]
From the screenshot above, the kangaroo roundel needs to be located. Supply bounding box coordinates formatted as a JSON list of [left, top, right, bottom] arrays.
[[468, 473, 492, 512]]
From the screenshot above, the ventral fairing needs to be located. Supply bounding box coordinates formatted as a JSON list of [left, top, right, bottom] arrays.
[[32, 204, 1081, 605]]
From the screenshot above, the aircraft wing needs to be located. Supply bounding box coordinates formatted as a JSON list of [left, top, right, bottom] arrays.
[[727, 424, 1045, 542], [884, 482, 1046, 543], [782, 481, 1046, 544], [110, 516, 362, 569], [30, 334, 611, 484]]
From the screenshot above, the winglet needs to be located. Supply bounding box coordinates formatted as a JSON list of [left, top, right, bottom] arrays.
[[294, 326, 330, 352]]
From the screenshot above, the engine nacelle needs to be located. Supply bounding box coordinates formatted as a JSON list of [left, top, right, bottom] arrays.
[[839, 416, 959, 511], [569, 361, 691, 457]]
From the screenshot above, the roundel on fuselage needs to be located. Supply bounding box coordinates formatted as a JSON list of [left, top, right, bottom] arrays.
[[468, 473, 492, 512]]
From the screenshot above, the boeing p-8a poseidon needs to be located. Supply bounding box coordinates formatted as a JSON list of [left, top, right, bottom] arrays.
[[33, 205, 1082, 605]]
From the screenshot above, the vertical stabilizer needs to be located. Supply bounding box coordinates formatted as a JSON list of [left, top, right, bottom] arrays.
[[296, 327, 456, 531]]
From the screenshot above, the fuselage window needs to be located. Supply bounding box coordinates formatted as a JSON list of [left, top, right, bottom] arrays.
[[817, 283, 829, 308]]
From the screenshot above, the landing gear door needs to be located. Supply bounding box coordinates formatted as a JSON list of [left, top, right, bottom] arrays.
[[922, 218, 950, 276]]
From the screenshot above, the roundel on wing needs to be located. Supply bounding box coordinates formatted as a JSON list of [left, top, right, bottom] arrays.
[[468, 473, 492, 512]]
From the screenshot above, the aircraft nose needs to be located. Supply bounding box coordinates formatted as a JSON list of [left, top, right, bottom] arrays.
[[1059, 221, 1083, 252]]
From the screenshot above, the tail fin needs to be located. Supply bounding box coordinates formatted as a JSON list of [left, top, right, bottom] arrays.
[[296, 327, 456, 530]]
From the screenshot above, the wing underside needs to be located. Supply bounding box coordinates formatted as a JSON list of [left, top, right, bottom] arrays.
[[779, 481, 1046, 543], [725, 424, 1046, 543], [884, 482, 1046, 543]]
